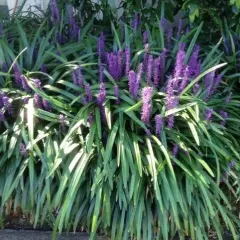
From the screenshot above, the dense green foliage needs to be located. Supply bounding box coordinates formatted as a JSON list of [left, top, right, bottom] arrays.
[[0, 2, 239, 240]]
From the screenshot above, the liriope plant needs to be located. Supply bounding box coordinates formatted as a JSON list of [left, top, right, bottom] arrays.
[[0, 4, 239, 240]]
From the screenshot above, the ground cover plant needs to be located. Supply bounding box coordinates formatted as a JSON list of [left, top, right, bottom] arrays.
[[0, 1, 240, 239]]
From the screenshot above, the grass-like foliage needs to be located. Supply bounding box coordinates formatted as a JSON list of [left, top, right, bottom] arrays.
[[0, 2, 239, 240]]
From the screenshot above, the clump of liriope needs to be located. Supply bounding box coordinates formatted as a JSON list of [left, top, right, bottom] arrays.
[[0, 12, 239, 240]]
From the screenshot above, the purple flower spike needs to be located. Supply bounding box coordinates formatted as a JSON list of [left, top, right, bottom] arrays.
[[99, 61, 104, 82], [176, 19, 182, 39], [143, 44, 150, 72], [205, 109, 214, 121], [2, 62, 7, 73], [114, 85, 120, 105], [20, 143, 28, 158], [160, 49, 167, 85], [97, 32, 105, 58], [42, 99, 51, 112], [129, 70, 137, 97], [189, 45, 200, 76], [50, 0, 61, 25], [174, 50, 186, 88], [155, 115, 163, 136], [13, 64, 21, 85], [35, 79, 41, 89], [20, 75, 31, 93], [204, 71, 215, 88], [220, 111, 228, 126], [215, 74, 222, 88], [134, 63, 143, 98], [3, 95, 13, 115], [34, 93, 42, 109], [132, 12, 140, 33], [85, 84, 92, 102], [225, 92, 232, 103], [82, 96, 88, 105], [172, 144, 179, 157], [147, 55, 153, 85], [0, 110, 5, 122], [117, 49, 123, 80], [41, 64, 46, 73], [125, 46, 130, 75], [143, 31, 149, 44], [153, 57, 161, 87], [97, 83, 106, 106], [76, 66, 84, 87], [141, 87, 153, 125], [179, 66, 190, 93], [161, 17, 166, 32]]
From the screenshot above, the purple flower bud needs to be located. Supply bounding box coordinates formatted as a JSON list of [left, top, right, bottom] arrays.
[[13, 64, 21, 85], [114, 85, 120, 105], [20, 143, 28, 157], [107, 52, 118, 80], [145, 129, 151, 137], [155, 115, 163, 136], [34, 93, 42, 109], [97, 83, 106, 106], [143, 31, 149, 44], [172, 144, 179, 157], [20, 75, 31, 93], [179, 66, 190, 93], [161, 17, 166, 32], [85, 84, 92, 102], [88, 112, 94, 126], [128, 70, 137, 97], [99, 61, 104, 82], [220, 111, 228, 126], [97, 32, 105, 58], [68, 5, 75, 26], [50, 0, 61, 25], [3, 95, 13, 115], [147, 55, 153, 85], [24, 97, 29, 104], [0, 110, 5, 121], [205, 109, 214, 121], [35, 79, 41, 89], [125, 46, 130, 75], [153, 57, 161, 87], [42, 99, 51, 112], [41, 64, 46, 73], [141, 87, 153, 125], [176, 19, 182, 39], [215, 74, 222, 88], [2, 62, 7, 73], [225, 92, 232, 103], [204, 71, 215, 88]]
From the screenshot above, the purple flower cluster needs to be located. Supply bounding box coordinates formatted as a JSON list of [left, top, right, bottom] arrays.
[[99, 61, 104, 82], [205, 109, 214, 121], [97, 83, 106, 106], [153, 57, 161, 87], [220, 111, 228, 126], [85, 84, 92, 102], [106, 50, 124, 81], [125, 46, 130, 75], [155, 115, 163, 136], [41, 64, 46, 73], [172, 144, 179, 157], [42, 99, 51, 112], [68, 5, 80, 40], [2, 94, 13, 115], [132, 13, 140, 33], [167, 28, 173, 49], [173, 50, 186, 88], [50, 0, 61, 25], [143, 31, 149, 44], [20, 75, 31, 93], [161, 17, 166, 33], [34, 93, 42, 109], [97, 32, 105, 59], [72, 66, 84, 87], [13, 64, 21, 85], [189, 45, 200, 77], [141, 87, 153, 125], [147, 55, 153, 85]]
